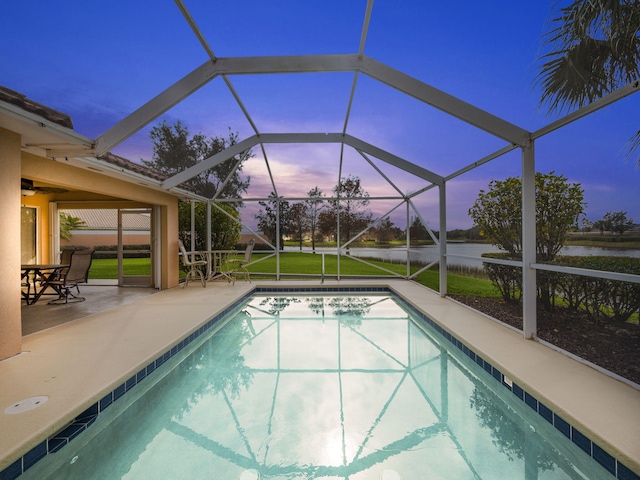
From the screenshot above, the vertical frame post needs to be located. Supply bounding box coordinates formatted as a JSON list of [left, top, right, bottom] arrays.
[[406, 199, 410, 278], [190, 201, 196, 252], [206, 201, 212, 278], [439, 182, 447, 297], [276, 197, 281, 280], [522, 140, 536, 339]]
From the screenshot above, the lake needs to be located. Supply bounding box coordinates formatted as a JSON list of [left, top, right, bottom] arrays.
[[284, 244, 640, 268]]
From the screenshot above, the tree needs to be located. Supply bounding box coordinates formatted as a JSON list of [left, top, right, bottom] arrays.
[[143, 120, 251, 200], [469, 172, 585, 261], [59, 212, 87, 241], [603, 210, 634, 234], [536, 0, 640, 163], [470, 172, 585, 307], [375, 216, 397, 243], [580, 217, 594, 233], [469, 177, 523, 255], [320, 175, 372, 249], [256, 192, 291, 249], [178, 201, 240, 251], [409, 217, 430, 242], [288, 202, 309, 250], [305, 187, 325, 252], [593, 219, 607, 234]]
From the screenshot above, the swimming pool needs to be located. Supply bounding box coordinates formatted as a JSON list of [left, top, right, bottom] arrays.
[[20, 291, 620, 479]]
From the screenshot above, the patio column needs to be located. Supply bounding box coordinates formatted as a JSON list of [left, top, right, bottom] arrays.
[[521, 140, 536, 339], [0, 127, 22, 360]]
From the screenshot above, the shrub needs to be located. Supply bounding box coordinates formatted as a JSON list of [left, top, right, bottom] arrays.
[[481, 253, 522, 302], [482, 253, 640, 323], [549, 256, 640, 323]]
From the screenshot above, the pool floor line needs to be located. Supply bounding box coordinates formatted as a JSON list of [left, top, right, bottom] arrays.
[[1, 280, 639, 479]]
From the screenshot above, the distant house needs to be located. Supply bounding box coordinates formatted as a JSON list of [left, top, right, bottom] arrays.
[[61, 209, 151, 249]]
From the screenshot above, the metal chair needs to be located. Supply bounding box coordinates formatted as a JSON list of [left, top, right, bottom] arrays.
[[47, 249, 94, 304], [178, 240, 208, 287], [226, 239, 255, 285]]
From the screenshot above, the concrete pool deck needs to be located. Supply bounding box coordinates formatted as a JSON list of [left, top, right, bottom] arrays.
[[1, 280, 639, 477]]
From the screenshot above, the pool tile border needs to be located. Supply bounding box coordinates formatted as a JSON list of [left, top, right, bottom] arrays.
[[2, 286, 637, 480], [393, 293, 639, 480]]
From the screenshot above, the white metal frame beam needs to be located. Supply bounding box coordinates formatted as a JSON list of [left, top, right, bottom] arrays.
[[95, 54, 531, 156], [162, 132, 443, 191]]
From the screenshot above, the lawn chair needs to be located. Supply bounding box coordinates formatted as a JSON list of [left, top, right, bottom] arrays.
[[226, 239, 255, 285], [179, 240, 208, 287], [48, 249, 94, 304]]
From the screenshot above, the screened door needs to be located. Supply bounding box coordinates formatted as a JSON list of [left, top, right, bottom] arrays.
[[118, 208, 153, 287]]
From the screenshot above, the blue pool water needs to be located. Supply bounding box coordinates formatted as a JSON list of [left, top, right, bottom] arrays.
[[22, 292, 619, 479]]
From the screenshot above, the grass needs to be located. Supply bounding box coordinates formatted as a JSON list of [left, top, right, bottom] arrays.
[[90, 252, 502, 298], [89, 258, 151, 279], [239, 252, 501, 298]]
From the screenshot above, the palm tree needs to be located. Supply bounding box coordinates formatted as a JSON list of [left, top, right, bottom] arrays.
[[59, 212, 87, 241], [536, 0, 640, 162]]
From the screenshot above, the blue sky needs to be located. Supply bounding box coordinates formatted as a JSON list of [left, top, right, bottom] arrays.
[[2, 1, 638, 230]]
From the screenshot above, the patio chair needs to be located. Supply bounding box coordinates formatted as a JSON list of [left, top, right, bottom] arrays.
[[58, 248, 73, 274], [178, 240, 208, 287], [226, 239, 255, 285], [47, 249, 94, 304]]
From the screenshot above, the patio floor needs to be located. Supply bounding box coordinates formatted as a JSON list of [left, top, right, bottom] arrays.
[[21, 282, 159, 336], [3, 280, 640, 478]]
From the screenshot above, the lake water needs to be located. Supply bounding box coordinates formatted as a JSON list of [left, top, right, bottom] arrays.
[[284, 244, 640, 268]]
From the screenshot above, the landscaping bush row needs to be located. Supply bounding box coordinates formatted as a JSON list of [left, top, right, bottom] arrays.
[[482, 253, 640, 323], [63, 244, 151, 259]]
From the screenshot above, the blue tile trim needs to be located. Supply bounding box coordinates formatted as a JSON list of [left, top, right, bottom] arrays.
[[392, 291, 637, 480], [538, 402, 553, 424], [594, 444, 617, 476], [21, 442, 46, 472], [0, 458, 21, 480], [618, 463, 640, 480], [0, 288, 253, 480], [554, 414, 571, 439], [2, 286, 636, 480]]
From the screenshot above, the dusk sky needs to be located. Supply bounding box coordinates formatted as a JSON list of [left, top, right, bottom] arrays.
[[2, 1, 638, 230]]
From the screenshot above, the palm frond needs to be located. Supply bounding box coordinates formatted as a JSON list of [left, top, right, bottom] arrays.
[[624, 129, 640, 166], [536, 0, 640, 113]]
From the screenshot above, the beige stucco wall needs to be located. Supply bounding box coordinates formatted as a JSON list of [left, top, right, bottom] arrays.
[[0, 128, 23, 360], [0, 137, 181, 361], [61, 233, 152, 248]]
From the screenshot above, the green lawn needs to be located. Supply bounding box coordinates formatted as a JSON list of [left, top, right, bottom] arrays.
[[238, 252, 501, 298], [90, 252, 500, 299], [89, 258, 151, 279]]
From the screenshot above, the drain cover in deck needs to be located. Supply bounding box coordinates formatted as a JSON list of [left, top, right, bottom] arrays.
[[4, 396, 48, 414]]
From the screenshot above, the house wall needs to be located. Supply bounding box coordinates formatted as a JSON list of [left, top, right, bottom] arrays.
[[0, 127, 23, 360], [61, 232, 152, 249], [0, 132, 181, 361]]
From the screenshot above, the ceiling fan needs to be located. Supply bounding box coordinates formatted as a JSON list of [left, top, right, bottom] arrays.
[[21, 178, 69, 196]]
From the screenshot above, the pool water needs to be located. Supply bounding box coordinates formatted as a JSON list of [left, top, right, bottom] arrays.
[[26, 293, 614, 479]]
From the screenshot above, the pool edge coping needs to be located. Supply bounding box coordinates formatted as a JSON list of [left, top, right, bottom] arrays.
[[2, 280, 638, 480]]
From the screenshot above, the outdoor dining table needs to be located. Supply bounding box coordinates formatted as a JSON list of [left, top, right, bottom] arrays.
[[205, 250, 236, 282], [21, 264, 69, 305]]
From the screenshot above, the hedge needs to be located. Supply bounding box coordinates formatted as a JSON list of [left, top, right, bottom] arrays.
[[63, 244, 151, 259], [482, 253, 640, 323]]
